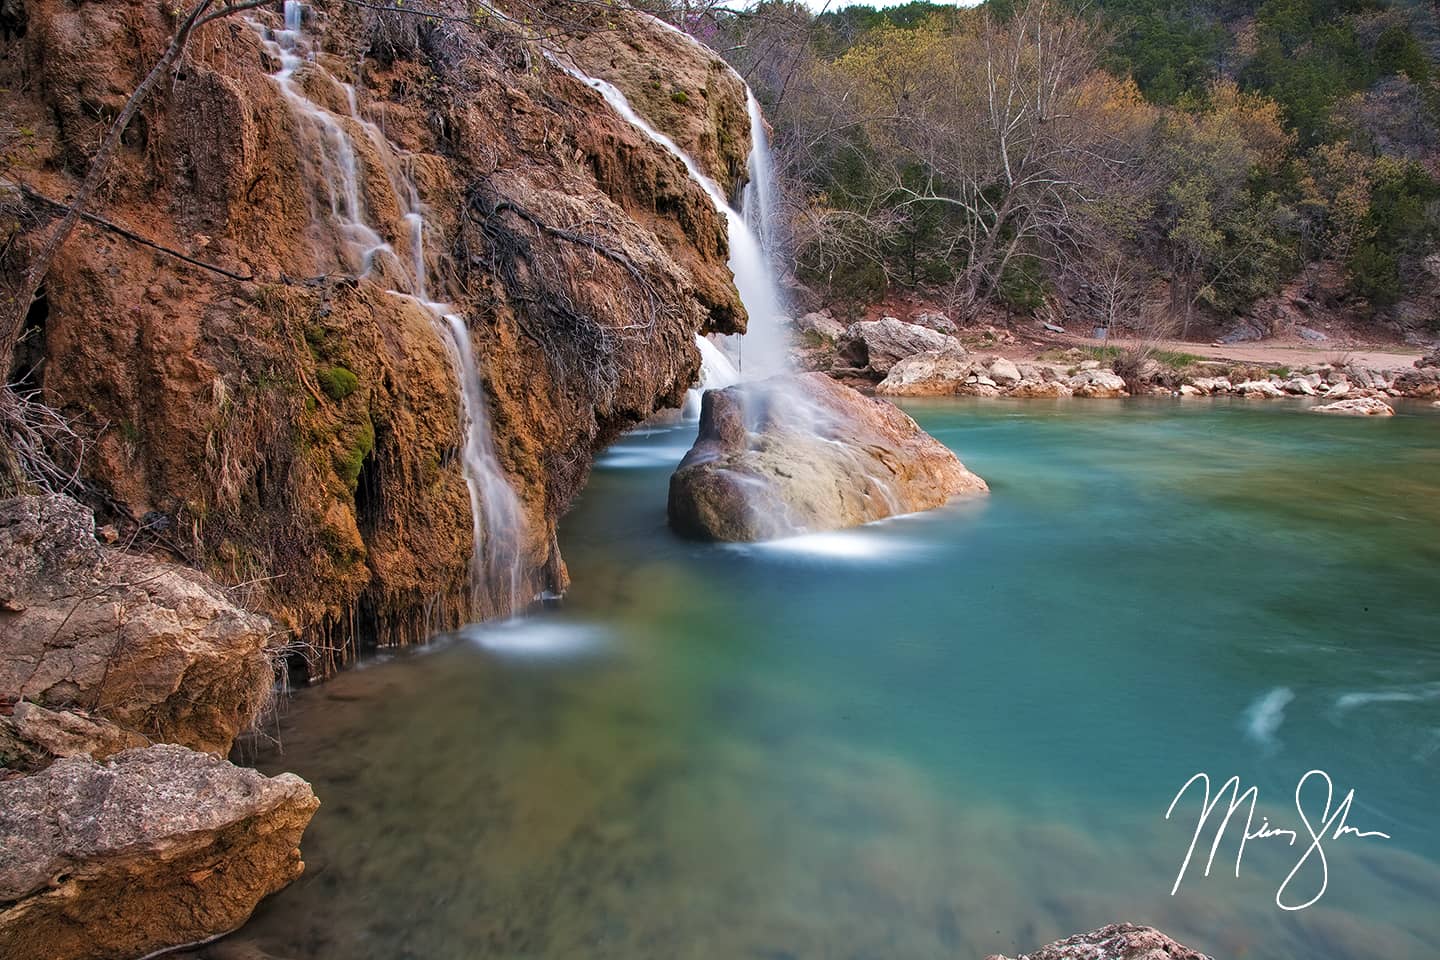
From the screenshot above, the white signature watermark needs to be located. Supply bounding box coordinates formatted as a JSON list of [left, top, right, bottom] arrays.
[[1165, 769, 1390, 910]]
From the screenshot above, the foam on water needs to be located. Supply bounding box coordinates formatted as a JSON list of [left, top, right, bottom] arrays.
[[460, 618, 608, 659], [1333, 682, 1440, 714], [1243, 686, 1295, 751], [741, 528, 926, 562]]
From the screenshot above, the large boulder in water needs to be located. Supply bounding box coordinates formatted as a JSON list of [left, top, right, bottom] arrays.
[[668, 373, 987, 541], [1313, 396, 1395, 416], [0, 744, 318, 960]]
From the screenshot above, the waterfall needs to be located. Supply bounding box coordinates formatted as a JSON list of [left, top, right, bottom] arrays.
[[255, 2, 526, 618], [682, 334, 741, 419], [741, 91, 780, 263], [550, 58, 792, 385]]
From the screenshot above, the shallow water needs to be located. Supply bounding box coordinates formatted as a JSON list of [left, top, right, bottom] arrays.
[[242, 398, 1440, 959]]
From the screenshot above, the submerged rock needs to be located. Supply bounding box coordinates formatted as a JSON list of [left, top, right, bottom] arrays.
[[668, 373, 987, 541], [1313, 397, 1396, 416], [0, 495, 274, 760], [985, 923, 1211, 960], [0, 745, 318, 960], [839, 318, 962, 376]]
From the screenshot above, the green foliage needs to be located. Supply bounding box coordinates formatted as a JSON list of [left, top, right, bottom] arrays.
[[705, 0, 1439, 326], [317, 365, 359, 401], [670, 89, 689, 105], [995, 256, 1048, 313], [1086, 0, 1229, 103], [1347, 159, 1440, 304]]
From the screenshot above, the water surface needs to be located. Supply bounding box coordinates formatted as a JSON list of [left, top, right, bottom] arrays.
[[242, 398, 1440, 959]]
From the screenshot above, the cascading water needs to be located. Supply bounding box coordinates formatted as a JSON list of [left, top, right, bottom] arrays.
[[549, 58, 793, 387], [256, 2, 526, 618], [741, 91, 780, 264], [682, 334, 740, 419]]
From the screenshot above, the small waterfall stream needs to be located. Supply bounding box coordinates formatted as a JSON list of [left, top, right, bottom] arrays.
[[256, 2, 526, 618], [549, 57, 792, 393]]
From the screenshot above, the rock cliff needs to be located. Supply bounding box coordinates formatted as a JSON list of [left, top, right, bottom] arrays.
[[0, 0, 753, 672]]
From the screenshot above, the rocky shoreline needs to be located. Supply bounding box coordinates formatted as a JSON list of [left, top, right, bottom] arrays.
[[0, 494, 320, 959], [794, 310, 1440, 413]]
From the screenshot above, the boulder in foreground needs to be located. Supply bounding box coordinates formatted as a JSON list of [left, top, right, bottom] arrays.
[[985, 923, 1212, 960], [0, 744, 318, 960], [668, 373, 987, 541], [1313, 397, 1395, 416]]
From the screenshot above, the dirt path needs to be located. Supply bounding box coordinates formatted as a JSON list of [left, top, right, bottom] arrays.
[[1041, 335, 1424, 371]]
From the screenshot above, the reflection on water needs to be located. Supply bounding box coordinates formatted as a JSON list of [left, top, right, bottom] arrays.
[[240, 399, 1440, 959]]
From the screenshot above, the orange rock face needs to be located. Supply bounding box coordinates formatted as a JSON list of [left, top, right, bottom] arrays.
[[1, 0, 753, 668]]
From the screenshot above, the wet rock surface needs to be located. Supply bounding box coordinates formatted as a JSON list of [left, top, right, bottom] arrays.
[[1, 0, 754, 661], [668, 372, 987, 541]]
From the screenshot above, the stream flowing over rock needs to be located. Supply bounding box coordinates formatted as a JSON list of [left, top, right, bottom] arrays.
[[0, 745, 319, 960], [668, 373, 987, 541], [0, 0, 754, 666]]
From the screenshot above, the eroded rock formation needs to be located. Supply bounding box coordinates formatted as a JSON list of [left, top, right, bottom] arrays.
[[1, 494, 274, 763], [0, 0, 754, 669], [668, 372, 987, 541], [0, 744, 319, 960]]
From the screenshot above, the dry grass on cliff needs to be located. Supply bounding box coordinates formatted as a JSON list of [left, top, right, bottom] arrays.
[[0, 386, 87, 497]]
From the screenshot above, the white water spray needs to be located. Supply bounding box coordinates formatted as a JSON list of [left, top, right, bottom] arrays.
[[256, 2, 526, 617]]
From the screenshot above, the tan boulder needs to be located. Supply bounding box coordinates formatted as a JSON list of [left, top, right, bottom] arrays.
[[875, 348, 978, 396], [839, 318, 963, 376], [989, 357, 1022, 386], [1313, 397, 1395, 416], [668, 373, 986, 541], [0, 495, 274, 758], [1235, 379, 1285, 398], [1068, 369, 1128, 398], [0, 745, 318, 960], [1010, 379, 1074, 399]]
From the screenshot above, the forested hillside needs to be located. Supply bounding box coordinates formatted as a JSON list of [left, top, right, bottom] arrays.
[[649, 0, 1440, 339]]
